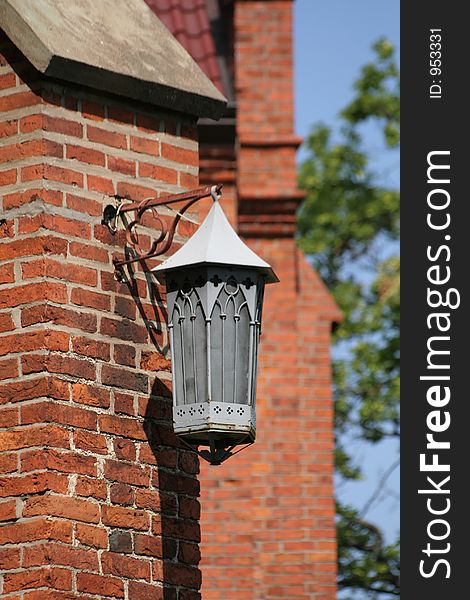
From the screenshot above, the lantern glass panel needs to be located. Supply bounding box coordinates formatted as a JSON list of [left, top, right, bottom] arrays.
[[167, 267, 264, 444]]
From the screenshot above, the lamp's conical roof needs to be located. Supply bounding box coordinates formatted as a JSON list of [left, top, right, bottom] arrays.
[[153, 199, 278, 283]]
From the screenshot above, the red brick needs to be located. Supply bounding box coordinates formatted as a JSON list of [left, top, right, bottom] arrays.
[[139, 162, 177, 184], [0, 357, 18, 380], [20, 163, 44, 182], [0, 547, 20, 570], [23, 495, 100, 523], [0, 313, 14, 333], [0, 281, 67, 309], [23, 591, 89, 600], [75, 523, 108, 549], [87, 174, 114, 195], [0, 139, 61, 163], [75, 476, 107, 500], [134, 534, 163, 558], [76, 573, 124, 598], [113, 437, 137, 461], [178, 497, 201, 521], [114, 391, 135, 415], [21, 304, 96, 334], [43, 115, 83, 138], [114, 295, 136, 320], [155, 517, 200, 543], [130, 136, 158, 156], [19, 113, 42, 133], [0, 425, 69, 451], [178, 541, 201, 565], [16, 214, 42, 235], [99, 414, 147, 440], [2, 567, 72, 594], [101, 505, 149, 530], [110, 482, 134, 505], [0, 219, 14, 237], [100, 270, 148, 297], [101, 551, 151, 581], [140, 351, 171, 372], [0, 472, 67, 498], [0, 90, 42, 112], [3, 188, 63, 210], [72, 383, 110, 408], [82, 100, 105, 121], [0, 167, 16, 185], [179, 171, 199, 188], [136, 444, 159, 466], [0, 235, 67, 261], [104, 459, 150, 487], [42, 214, 91, 239], [73, 430, 108, 454], [101, 365, 148, 393], [152, 560, 165, 583], [0, 517, 72, 545], [107, 106, 134, 125], [65, 193, 102, 216], [116, 181, 155, 202], [0, 118, 17, 137], [87, 126, 127, 149], [0, 262, 14, 284], [72, 336, 110, 360], [39, 164, 84, 186], [128, 581, 165, 600], [0, 499, 17, 521], [0, 407, 19, 429], [164, 563, 201, 588], [113, 344, 136, 367], [101, 317, 147, 343], [0, 377, 70, 405], [107, 155, 136, 175], [71, 287, 111, 311], [21, 353, 96, 381], [69, 241, 109, 263], [21, 448, 97, 477], [23, 542, 99, 571], [21, 258, 97, 286], [161, 143, 198, 166], [136, 114, 160, 132], [66, 144, 105, 166]]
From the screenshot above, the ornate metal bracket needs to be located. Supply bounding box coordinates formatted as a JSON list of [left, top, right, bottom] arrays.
[[179, 435, 254, 466], [102, 184, 222, 280]]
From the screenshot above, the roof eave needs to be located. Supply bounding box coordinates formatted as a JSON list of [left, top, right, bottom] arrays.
[[44, 55, 227, 120]]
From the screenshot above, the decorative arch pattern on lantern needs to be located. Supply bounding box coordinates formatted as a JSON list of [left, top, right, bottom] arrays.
[[167, 266, 263, 444]]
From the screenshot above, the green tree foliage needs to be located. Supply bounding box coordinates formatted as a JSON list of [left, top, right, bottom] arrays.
[[297, 39, 400, 597]]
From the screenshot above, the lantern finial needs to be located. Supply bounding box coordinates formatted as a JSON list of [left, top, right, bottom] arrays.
[[210, 184, 221, 203]]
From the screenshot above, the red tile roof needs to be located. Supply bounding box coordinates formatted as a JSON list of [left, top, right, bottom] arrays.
[[145, 0, 225, 95]]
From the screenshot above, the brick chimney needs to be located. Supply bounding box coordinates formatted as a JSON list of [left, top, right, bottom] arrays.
[[197, 2, 342, 599], [0, 0, 225, 598]]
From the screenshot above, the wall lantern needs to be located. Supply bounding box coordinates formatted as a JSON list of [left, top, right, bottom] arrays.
[[103, 185, 278, 464]]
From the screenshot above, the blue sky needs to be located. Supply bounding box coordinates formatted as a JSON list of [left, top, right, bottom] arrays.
[[293, 0, 400, 547]]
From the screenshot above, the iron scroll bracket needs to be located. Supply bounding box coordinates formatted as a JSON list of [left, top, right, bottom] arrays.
[[102, 184, 223, 281]]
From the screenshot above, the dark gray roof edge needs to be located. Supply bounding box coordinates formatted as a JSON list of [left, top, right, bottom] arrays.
[[0, 0, 227, 120], [46, 56, 227, 120]]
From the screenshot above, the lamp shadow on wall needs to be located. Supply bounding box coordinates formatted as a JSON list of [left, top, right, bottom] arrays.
[[120, 261, 203, 598]]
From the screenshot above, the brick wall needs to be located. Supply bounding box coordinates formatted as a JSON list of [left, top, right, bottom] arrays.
[[198, 2, 340, 599], [1, 31, 203, 600]]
